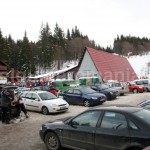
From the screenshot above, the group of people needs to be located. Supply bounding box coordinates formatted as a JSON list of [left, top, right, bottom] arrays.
[[1, 89, 29, 124]]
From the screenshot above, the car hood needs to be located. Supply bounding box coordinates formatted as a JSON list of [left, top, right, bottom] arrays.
[[43, 116, 73, 128], [42, 98, 68, 105]]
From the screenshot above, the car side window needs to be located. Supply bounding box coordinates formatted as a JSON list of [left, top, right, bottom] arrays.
[[100, 111, 127, 129], [142, 103, 150, 110], [71, 111, 101, 127], [21, 93, 27, 98], [73, 89, 81, 95], [25, 93, 32, 99], [128, 120, 139, 130], [32, 94, 39, 101], [67, 89, 73, 94]]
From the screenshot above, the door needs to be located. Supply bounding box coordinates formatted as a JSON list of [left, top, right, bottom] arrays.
[[95, 111, 130, 150], [71, 89, 83, 105], [23, 93, 33, 110], [62, 110, 101, 150], [30, 93, 41, 111]]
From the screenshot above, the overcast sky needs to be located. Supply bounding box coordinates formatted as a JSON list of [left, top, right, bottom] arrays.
[[0, 0, 150, 47]]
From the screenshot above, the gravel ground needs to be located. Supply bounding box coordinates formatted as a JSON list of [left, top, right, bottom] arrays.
[[0, 92, 150, 150]]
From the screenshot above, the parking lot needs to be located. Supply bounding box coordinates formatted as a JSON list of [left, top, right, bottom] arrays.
[[0, 92, 150, 150]]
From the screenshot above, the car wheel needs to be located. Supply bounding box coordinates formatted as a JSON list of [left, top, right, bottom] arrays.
[[133, 89, 138, 93], [42, 106, 49, 115], [45, 132, 61, 150], [83, 100, 90, 107], [145, 88, 149, 92]]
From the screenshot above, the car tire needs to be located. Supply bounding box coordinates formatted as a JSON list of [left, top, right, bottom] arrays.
[[42, 106, 49, 115], [45, 132, 61, 150], [145, 88, 149, 92], [83, 100, 90, 107], [133, 89, 138, 93]]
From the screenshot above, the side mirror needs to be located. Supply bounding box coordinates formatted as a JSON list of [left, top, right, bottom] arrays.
[[35, 98, 40, 101]]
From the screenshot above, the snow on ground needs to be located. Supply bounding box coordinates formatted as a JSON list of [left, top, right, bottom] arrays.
[[128, 53, 150, 79]]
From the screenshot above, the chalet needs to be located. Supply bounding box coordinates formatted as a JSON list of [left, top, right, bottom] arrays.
[[76, 47, 138, 82], [52, 47, 138, 82], [6, 68, 22, 83]]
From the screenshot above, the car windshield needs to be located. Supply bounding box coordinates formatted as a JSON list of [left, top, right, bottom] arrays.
[[133, 109, 150, 125], [38, 92, 57, 100], [98, 84, 109, 90], [80, 87, 96, 94]]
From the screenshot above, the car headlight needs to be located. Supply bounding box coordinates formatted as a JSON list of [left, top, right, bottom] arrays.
[[139, 87, 143, 89], [109, 92, 113, 95], [91, 97, 98, 100], [51, 104, 58, 107]]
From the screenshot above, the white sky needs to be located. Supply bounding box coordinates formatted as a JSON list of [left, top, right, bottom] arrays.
[[1, 0, 150, 47]]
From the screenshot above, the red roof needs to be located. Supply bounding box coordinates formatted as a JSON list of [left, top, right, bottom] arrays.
[[86, 47, 138, 82]]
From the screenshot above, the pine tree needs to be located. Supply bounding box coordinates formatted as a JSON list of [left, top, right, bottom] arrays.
[[53, 23, 66, 70], [38, 23, 54, 73]]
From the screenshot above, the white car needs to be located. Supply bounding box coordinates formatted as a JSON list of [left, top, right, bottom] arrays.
[[21, 91, 69, 115]]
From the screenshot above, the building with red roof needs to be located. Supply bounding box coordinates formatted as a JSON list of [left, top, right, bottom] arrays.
[[76, 47, 138, 82]]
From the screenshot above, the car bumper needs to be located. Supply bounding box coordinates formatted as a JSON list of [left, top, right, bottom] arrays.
[[48, 105, 69, 113], [39, 129, 44, 142]]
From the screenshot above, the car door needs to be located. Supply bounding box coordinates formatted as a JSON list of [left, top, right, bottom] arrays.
[[71, 89, 83, 105], [30, 93, 41, 111], [63, 89, 74, 104], [95, 111, 130, 150], [23, 93, 33, 110], [62, 110, 102, 150]]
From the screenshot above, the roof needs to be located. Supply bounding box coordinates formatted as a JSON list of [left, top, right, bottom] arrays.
[[90, 105, 142, 113], [86, 47, 138, 82]]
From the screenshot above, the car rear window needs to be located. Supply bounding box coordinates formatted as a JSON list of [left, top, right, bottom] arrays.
[[133, 109, 150, 125]]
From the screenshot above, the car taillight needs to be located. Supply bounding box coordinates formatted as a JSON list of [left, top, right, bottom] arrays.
[[122, 87, 124, 90]]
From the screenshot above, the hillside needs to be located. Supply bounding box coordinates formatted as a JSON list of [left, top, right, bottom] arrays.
[[128, 53, 150, 79]]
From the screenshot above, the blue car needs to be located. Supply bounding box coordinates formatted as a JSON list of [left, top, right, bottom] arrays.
[[62, 87, 106, 107]]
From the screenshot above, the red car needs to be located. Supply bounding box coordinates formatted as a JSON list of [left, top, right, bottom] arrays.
[[128, 82, 145, 93]]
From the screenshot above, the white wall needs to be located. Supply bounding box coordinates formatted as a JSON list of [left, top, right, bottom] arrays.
[[76, 50, 103, 82]]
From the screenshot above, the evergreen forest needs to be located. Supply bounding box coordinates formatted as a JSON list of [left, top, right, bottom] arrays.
[[0, 23, 150, 76]]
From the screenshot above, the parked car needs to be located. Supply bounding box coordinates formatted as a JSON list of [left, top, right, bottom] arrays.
[[128, 82, 145, 93], [107, 81, 129, 96], [21, 91, 69, 115], [79, 76, 100, 85], [62, 87, 106, 107], [39, 106, 150, 150], [0, 86, 18, 119], [88, 83, 118, 100], [52, 80, 80, 91], [131, 79, 150, 92], [0, 85, 18, 97], [138, 100, 150, 110]]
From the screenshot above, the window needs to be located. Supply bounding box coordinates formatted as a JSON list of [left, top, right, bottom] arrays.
[[128, 120, 139, 130], [25, 93, 32, 99], [101, 111, 127, 129], [71, 111, 101, 127], [73, 89, 81, 95], [66, 89, 73, 94], [21, 93, 27, 98], [32, 94, 39, 100], [143, 80, 148, 84], [133, 109, 150, 125]]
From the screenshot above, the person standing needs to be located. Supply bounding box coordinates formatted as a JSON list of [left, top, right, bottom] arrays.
[[1, 90, 13, 124]]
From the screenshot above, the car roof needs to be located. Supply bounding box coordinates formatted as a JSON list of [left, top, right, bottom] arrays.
[[23, 90, 49, 94], [88, 105, 142, 113]]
